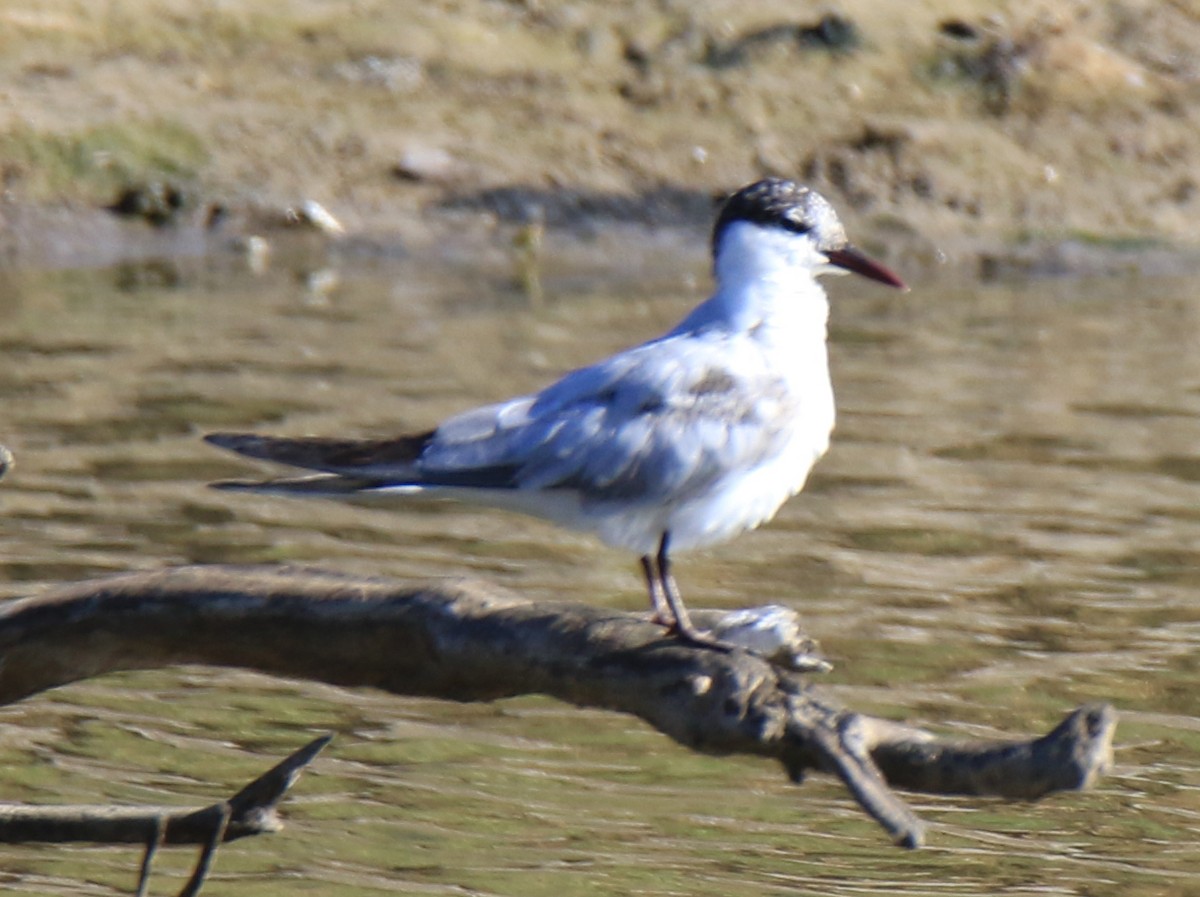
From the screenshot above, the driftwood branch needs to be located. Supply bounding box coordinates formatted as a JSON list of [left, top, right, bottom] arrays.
[[0, 733, 331, 895], [0, 565, 1116, 848]]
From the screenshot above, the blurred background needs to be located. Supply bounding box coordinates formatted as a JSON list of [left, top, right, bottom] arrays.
[[2, 0, 1198, 271]]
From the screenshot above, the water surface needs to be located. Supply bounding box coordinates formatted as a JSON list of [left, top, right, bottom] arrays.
[[1, 239, 1199, 895]]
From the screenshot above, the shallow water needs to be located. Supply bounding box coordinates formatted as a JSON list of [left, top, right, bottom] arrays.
[[1, 236, 1199, 895]]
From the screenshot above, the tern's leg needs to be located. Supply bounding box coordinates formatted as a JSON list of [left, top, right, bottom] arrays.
[[640, 554, 674, 626], [655, 534, 730, 651]]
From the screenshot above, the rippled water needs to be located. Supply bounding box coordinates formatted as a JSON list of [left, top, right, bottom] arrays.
[[1, 237, 1199, 895]]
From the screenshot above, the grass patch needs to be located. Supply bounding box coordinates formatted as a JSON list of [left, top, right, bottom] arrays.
[[0, 118, 207, 202]]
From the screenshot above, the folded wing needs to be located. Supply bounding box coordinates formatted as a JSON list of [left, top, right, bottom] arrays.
[[207, 333, 797, 505]]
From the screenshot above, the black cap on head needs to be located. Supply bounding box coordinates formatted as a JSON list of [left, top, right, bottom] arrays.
[[711, 178, 847, 256], [712, 178, 907, 290]]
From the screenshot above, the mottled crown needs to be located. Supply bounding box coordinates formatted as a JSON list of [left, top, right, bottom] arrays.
[[712, 179, 847, 255]]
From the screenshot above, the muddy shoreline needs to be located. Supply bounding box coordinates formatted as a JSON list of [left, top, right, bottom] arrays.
[[2, 1, 1198, 277], [5, 188, 1196, 285]]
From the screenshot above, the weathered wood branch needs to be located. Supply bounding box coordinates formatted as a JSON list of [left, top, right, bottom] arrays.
[[0, 565, 1116, 847], [0, 733, 330, 896]]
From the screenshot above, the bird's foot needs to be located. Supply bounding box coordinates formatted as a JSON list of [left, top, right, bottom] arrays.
[[655, 605, 833, 669], [661, 617, 735, 653]]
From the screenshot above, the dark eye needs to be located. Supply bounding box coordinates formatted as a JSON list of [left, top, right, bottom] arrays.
[[781, 214, 812, 235]]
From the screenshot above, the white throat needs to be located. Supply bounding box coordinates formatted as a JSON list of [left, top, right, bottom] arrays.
[[689, 221, 835, 339]]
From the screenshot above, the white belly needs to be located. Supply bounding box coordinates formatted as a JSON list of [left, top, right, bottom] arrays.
[[588, 428, 830, 554]]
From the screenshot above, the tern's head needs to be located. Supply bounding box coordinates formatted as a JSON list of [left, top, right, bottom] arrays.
[[711, 179, 906, 290]]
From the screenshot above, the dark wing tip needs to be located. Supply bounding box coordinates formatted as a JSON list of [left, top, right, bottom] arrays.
[[203, 432, 292, 465], [205, 432, 256, 451], [207, 477, 265, 491], [203, 430, 436, 475]]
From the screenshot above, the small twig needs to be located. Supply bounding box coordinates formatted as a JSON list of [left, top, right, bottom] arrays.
[[0, 733, 331, 845], [135, 815, 165, 897], [178, 802, 230, 897], [223, 731, 333, 839]]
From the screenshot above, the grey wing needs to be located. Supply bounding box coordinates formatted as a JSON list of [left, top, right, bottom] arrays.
[[207, 335, 796, 501], [419, 335, 797, 503]]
